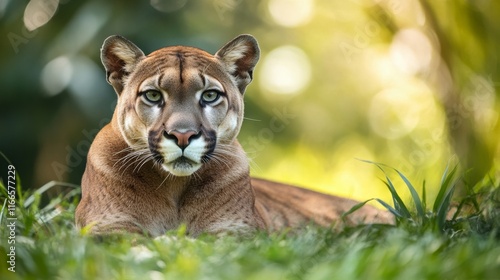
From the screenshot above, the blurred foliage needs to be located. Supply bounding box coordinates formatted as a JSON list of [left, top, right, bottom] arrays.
[[0, 0, 499, 203]]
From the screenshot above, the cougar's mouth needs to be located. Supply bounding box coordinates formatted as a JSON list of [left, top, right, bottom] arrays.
[[172, 156, 196, 169], [161, 155, 202, 177]]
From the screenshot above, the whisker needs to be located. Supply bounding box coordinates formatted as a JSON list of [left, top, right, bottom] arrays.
[[247, 157, 262, 173], [242, 117, 261, 122], [191, 169, 202, 182], [156, 172, 172, 191], [133, 153, 154, 173], [113, 147, 152, 176]]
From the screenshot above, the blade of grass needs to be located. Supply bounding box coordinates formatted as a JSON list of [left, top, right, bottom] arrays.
[[436, 183, 456, 231], [358, 159, 412, 218], [451, 196, 472, 221], [39, 188, 81, 214], [0, 198, 6, 224], [395, 169, 425, 218], [433, 164, 458, 212], [381, 176, 411, 218], [422, 180, 427, 211], [342, 199, 375, 220], [381, 180, 401, 213], [341, 198, 403, 221], [342, 196, 403, 219], [374, 198, 404, 218], [0, 151, 12, 165], [24, 181, 80, 208]]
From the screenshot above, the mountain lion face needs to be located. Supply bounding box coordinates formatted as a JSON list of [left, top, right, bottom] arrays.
[[101, 35, 259, 176]]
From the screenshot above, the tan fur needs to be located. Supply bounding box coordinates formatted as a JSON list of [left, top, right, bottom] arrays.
[[75, 35, 393, 236]]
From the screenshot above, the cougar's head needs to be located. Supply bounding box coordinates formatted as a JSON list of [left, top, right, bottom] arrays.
[[101, 35, 259, 176]]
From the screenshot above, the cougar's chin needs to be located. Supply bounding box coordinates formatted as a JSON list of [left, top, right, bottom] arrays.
[[161, 156, 202, 176]]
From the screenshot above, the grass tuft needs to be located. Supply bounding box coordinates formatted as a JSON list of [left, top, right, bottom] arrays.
[[349, 160, 464, 234]]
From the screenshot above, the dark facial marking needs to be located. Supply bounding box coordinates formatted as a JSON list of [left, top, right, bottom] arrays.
[[176, 52, 184, 84], [201, 129, 217, 162], [148, 130, 164, 164], [198, 72, 206, 88]]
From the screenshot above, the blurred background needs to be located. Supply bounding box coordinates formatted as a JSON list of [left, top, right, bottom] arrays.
[[0, 0, 499, 204]]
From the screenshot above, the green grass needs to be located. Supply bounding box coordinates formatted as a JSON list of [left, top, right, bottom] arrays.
[[1, 165, 500, 280]]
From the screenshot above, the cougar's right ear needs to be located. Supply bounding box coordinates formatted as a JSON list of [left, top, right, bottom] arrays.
[[215, 34, 260, 94], [101, 35, 145, 94]]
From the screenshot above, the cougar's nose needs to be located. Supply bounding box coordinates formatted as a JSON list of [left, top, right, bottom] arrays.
[[165, 130, 201, 150]]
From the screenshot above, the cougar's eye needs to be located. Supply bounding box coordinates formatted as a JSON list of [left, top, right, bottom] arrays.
[[142, 90, 162, 104], [201, 90, 220, 104]]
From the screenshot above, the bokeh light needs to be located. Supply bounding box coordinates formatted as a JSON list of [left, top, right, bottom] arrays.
[[268, 0, 314, 27], [368, 84, 439, 140], [24, 0, 59, 31], [390, 28, 434, 75], [258, 45, 311, 95], [41, 56, 72, 97], [150, 0, 187, 13]]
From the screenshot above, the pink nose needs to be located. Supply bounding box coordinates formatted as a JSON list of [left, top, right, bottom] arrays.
[[166, 130, 200, 149]]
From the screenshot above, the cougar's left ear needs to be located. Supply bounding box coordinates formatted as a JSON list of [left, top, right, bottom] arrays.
[[215, 34, 260, 94], [101, 35, 145, 95]]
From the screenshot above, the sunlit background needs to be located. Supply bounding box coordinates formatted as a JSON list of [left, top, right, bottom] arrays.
[[1, 0, 499, 204]]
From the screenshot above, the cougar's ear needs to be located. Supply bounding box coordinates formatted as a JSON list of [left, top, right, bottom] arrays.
[[101, 35, 145, 94], [215, 34, 260, 94]]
